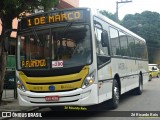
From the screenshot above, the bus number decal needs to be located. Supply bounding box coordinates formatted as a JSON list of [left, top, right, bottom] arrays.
[[52, 61, 63, 68]]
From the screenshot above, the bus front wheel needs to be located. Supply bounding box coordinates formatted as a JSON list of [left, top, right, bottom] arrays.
[[110, 80, 120, 109]]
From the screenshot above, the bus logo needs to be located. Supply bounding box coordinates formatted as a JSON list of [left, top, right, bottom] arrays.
[[49, 85, 55, 91]]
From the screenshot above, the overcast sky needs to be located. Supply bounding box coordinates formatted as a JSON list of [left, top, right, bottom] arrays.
[[79, 0, 160, 20]]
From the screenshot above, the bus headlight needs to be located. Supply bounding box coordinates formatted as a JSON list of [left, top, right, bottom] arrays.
[[17, 79, 26, 92], [82, 70, 96, 89]]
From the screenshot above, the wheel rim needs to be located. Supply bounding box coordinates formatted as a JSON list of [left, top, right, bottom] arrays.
[[139, 81, 142, 91], [114, 86, 119, 104]]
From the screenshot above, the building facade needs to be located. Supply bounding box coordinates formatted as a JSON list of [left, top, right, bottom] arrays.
[[57, 0, 79, 9]]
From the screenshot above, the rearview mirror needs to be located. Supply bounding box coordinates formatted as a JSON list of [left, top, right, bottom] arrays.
[[101, 31, 109, 47]]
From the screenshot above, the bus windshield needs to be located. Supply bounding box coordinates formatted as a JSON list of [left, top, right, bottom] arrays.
[[17, 24, 92, 69]]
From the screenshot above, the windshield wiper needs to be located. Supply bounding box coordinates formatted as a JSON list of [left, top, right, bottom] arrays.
[[63, 22, 73, 33], [32, 28, 42, 46]]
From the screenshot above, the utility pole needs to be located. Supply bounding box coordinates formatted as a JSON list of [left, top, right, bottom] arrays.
[[116, 0, 132, 21]]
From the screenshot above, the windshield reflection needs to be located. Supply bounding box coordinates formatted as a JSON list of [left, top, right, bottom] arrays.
[[18, 24, 92, 69], [51, 25, 92, 68]]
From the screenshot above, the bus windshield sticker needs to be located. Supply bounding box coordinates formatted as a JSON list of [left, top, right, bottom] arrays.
[[21, 59, 46, 68], [52, 60, 64, 68]]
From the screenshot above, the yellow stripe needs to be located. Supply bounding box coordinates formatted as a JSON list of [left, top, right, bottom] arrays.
[[28, 82, 81, 91], [110, 67, 112, 78], [18, 66, 89, 91]]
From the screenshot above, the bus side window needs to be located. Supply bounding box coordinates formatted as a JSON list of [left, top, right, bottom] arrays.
[[127, 36, 135, 57], [119, 31, 128, 56], [95, 27, 108, 55], [95, 27, 109, 66], [109, 27, 120, 56]]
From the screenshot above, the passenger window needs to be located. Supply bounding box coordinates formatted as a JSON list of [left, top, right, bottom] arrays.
[[135, 39, 148, 59], [95, 27, 110, 67], [127, 36, 135, 57], [139, 41, 148, 59], [109, 27, 120, 56], [119, 31, 128, 56], [135, 40, 141, 58], [95, 27, 109, 56]]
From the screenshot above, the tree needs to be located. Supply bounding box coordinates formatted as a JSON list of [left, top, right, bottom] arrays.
[[0, 0, 59, 104], [122, 11, 160, 63]]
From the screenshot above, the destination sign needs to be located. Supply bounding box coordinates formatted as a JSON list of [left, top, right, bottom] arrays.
[[20, 9, 86, 29], [21, 59, 46, 68]]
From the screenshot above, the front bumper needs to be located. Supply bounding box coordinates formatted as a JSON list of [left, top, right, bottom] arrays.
[[18, 84, 98, 106]]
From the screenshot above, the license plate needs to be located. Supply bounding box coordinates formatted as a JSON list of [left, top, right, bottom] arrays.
[[45, 96, 59, 101]]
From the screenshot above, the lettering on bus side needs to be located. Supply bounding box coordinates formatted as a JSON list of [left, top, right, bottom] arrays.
[[118, 63, 125, 70], [21, 59, 46, 68], [27, 11, 82, 27]]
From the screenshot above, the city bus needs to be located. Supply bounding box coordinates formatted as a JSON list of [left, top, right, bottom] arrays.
[[16, 8, 149, 109]]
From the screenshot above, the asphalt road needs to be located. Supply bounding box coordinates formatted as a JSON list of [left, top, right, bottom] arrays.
[[9, 77, 160, 120]]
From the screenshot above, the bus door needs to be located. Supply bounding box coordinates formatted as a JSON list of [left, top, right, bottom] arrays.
[[94, 23, 111, 103]]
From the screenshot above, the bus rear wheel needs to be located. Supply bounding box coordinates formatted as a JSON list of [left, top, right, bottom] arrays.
[[135, 75, 143, 95], [110, 80, 119, 109]]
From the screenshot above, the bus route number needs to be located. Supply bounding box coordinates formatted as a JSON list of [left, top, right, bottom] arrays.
[[52, 61, 63, 68]]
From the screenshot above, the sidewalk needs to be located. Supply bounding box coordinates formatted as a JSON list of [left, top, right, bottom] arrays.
[[0, 99, 39, 112], [1, 89, 39, 112]]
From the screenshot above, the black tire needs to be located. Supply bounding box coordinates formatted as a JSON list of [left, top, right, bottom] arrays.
[[135, 75, 143, 95], [0, 91, 3, 105], [110, 80, 120, 109], [149, 75, 152, 81], [157, 73, 160, 78]]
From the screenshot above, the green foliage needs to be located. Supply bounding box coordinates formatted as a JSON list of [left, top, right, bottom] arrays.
[[41, 0, 59, 11], [100, 10, 160, 63], [122, 11, 160, 63], [122, 11, 160, 44], [0, 0, 59, 30]]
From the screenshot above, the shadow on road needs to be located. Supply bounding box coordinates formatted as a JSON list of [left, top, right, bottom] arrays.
[[37, 89, 141, 118]]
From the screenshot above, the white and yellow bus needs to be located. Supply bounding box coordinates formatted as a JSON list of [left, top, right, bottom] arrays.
[[16, 8, 149, 109]]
